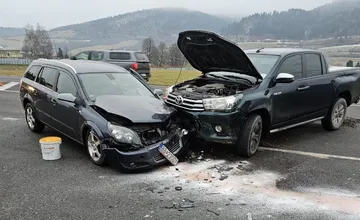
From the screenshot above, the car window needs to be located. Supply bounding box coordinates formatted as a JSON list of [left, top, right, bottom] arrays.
[[37, 67, 58, 90], [75, 51, 89, 60], [24, 65, 41, 81], [277, 55, 303, 80], [109, 52, 131, 60], [56, 71, 77, 96], [304, 53, 322, 77], [78, 72, 154, 100], [134, 52, 149, 62], [247, 54, 280, 77], [90, 51, 104, 61]]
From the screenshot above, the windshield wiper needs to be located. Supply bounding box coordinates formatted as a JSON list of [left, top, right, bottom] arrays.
[[222, 75, 253, 84]]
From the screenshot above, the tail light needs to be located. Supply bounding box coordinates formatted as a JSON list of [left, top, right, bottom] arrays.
[[131, 63, 138, 71]]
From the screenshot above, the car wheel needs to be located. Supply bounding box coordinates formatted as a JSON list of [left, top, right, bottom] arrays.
[[322, 97, 347, 131], [24, 103, 45, 133], [86, 130, 106, 166], [235, 114, 262, 157]]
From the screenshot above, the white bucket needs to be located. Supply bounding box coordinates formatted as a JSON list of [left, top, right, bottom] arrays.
[[39, 136, 62, 160]]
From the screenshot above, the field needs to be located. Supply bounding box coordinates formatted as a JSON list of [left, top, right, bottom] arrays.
[[0, 64, 200, 86], [0, 64, 28, 76]]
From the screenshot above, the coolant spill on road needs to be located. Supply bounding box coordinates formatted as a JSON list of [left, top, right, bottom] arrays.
[[147, 160, 360, 215]]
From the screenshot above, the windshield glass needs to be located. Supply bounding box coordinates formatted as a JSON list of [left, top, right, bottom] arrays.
[[78, 72, 154, 100], [247, 54, 280, 78]]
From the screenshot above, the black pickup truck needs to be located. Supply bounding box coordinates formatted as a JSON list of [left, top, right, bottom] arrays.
[[164, 30, 360, 157]]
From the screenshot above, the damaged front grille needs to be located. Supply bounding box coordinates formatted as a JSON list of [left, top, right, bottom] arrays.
[[165, 93, 205, 111]]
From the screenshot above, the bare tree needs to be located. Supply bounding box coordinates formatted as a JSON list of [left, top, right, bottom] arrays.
[[168, 43, 183, 67], [22, 23, 53, 59], [142, 37, 155, 56], [157, 42, 167, 67]]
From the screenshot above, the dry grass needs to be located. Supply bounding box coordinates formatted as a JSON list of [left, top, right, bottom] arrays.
[[0, 64, 200, 86], [0, 64, 27, 76], [148, 68, 200, 86]]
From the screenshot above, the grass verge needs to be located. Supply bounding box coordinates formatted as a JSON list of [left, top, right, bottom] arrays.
[[0, 64, 200, 86], [0, 65, 27, 77]]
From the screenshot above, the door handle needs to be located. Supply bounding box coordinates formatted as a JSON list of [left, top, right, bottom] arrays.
[[297, 86, 310, 91]]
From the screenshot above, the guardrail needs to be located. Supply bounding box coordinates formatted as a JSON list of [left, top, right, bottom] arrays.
[[0, 58, 33, 65]]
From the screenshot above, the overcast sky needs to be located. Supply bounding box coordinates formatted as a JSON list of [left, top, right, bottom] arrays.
[[1, 0, 334, 29]]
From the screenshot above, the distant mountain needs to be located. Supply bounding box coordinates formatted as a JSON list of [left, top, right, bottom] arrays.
[[0, 27, 25, 37], [222, 0, 360, 40], [50, 8, 229, 50]]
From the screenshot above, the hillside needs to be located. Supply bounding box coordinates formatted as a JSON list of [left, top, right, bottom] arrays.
[[50, 8, 229, 50], [222, 0, 360, 40], [0, 27, 25, 38]]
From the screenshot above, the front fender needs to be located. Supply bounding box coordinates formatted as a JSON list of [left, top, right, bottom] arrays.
[[80, 121, 105, 143]]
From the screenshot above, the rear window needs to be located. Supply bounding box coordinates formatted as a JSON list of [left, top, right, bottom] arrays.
[[24, 65, 41, 81], [134, 52, 149, 62], [109, 52, 131, 60], [37, 67, 58, 90]]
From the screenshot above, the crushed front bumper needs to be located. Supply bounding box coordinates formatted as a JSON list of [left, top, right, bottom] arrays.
[[178, 110, 246, 145], [103, 130, 189, 171]]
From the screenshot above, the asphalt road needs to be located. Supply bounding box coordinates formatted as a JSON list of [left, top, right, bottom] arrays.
[[1, 78, 360, 220]]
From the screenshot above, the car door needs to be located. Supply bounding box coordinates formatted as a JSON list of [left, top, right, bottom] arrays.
[[34, 66, 59, 128], [271, 54, 311, 125], [300, 53, 334, 115], [52, 70, 82, 139]]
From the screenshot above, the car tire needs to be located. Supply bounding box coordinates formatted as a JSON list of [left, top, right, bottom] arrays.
[[24, 103, 45, 133], [85, 130, 106, 166], [322, 97, 347, 131], [235, 114, 263, 157]]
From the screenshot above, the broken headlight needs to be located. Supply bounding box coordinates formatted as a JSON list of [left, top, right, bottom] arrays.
[[107, 123, 142, 145], [203, 94, 243, 112]]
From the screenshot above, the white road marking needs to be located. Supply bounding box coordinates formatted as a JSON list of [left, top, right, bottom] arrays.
[[0, 117, 21, 121], [259, 147, 360, 161], [0, 89, 19, 93], [0, 82, 19, 91]]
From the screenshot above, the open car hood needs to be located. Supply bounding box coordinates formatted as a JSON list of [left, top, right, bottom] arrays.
[[177, 30, 262, 80], [92, 95, 176, 124]]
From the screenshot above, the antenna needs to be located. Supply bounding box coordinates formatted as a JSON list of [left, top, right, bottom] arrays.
[[256, 47, 264, 53], [174, 58, 186, 85]]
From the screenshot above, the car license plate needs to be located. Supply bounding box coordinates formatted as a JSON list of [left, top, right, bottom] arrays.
[[158, 143, 179, 166], [141, 74, 146, 76]]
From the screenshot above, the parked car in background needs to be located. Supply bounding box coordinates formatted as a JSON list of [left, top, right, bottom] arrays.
[[19, 59, 190, 172], [70, 50, 151, 82], [164, 30, 360, 158]]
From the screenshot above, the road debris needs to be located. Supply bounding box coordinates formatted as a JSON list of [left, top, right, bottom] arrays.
[[175, 186, 182, 191], [163, 198, 195, 211], [247, 213, 253, 220], [207, 209, 220, 216], [219, 175, 228, 181]]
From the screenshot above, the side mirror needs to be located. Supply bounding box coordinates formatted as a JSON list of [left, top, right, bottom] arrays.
[[58, 93, 76, 103], [153, 88, 164, 97], [275, 73, 295, 83]]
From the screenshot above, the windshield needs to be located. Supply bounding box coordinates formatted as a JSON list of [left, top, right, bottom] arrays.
[[78, 72, 154, 100], [247, 54, 280, 78]]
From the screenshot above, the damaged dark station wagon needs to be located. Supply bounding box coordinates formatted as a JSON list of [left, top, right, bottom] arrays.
[[164, 30, 360, 157], [19, 59, 190, 171]]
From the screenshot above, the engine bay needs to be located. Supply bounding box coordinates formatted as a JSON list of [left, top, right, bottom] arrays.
[[172, 78, 252, 99], [131, 116, 180, 145]]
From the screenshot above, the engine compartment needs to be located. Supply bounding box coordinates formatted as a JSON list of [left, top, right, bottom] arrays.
[[172, 78, 252, 99]]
